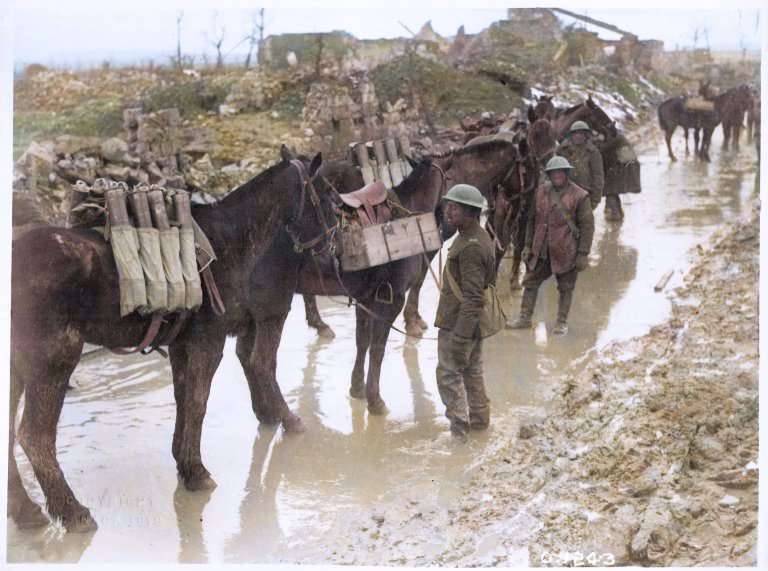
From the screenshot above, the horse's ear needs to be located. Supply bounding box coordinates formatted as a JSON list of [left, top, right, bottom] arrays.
[[405, 154, 418, 169], [280, 144, 294, 163], [308, 152, 323, 177], [527, 105, 537, 123]]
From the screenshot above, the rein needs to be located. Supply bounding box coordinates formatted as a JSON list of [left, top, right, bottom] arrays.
[[286, 159, 339, 257]]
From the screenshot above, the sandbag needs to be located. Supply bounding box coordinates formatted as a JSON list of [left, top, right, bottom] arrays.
[[106, 186, 149, 316], [110, 225, 148, 316], [172, 190, 203, 310], [159, 228, 187, 312], [135, 227, 167, 311]]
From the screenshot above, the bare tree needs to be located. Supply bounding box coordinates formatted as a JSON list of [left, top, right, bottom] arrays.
[[243, 8, 266, 69], [206, 12, 227, 69], [175, 11, 184, 69]]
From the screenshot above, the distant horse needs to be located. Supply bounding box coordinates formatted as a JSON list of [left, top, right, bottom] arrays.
[[9, 147, 339, 532], [712, 84, 753, 151], [657, 96, 719, 161]]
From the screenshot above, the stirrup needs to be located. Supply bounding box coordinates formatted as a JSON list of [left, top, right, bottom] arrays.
[[374, 281, 394, 304]]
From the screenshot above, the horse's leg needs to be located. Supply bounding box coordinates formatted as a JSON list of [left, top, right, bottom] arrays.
[[694, 128, 701, 159], [684, 127, 690, 155], [239, 312, 306, 434], [236, 324, 279, 425], [366, 294, 406, 415], [733, 122, 741, 150], [350, 306, 371, 399], [7, 364, 49, 529], [16, 332, 95, 532], [303, 294, 335, 339], [722, 123, 731, 151], [403, 263, 428, 336], [169, 331, 225, 492], [665, 127, 677, 161]]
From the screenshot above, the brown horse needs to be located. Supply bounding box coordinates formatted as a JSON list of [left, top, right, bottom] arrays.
[[657, 93, 719, 162], [712, 84, 753, 151], [529, 94, 618, 141], [253, 141, 528, 417], [9, 147, 339, 532]]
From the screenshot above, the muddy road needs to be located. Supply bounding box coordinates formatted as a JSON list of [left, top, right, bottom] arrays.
[[7, 124, 759, 564]]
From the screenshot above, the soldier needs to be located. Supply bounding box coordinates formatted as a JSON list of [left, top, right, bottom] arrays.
[[434, 184, 496, 442], [556, 120, 604, 210], [505, 156, 595, 336]]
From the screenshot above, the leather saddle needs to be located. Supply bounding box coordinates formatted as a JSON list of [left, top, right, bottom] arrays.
[[339, 180, 392, 226]]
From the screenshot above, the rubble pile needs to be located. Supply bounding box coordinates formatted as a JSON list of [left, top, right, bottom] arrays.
[[445, 207, 759, 566]]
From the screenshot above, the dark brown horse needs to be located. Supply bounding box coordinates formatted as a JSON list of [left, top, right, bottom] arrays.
[[657, 95, 718, 161], [252, 141, 528, 417], [712, 84, 753, 151], [9, 147, 339, 532], [529, 94, 618, 141]]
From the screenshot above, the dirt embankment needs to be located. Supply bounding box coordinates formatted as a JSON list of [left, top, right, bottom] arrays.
[[438, 203, 759, 566]]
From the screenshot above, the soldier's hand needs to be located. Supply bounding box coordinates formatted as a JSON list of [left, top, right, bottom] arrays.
[[575, 254, 589, 272], [451, 335, 473, 369]]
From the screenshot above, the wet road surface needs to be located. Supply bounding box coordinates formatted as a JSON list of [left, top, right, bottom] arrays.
[[7, 125, 759, 563]]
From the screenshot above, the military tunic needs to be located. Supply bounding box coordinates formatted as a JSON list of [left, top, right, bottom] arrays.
[[556, 138, 605, 209], [434, 219, 496, 435]]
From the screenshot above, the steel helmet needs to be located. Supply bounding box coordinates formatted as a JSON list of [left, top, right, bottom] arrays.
[[544, 156, 574, 172], [443, 184, 486, 209], [568, 120, 591, 134]]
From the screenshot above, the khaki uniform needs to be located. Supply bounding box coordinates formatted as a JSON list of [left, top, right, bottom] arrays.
[[434, 220, 496, 435], [557, 138, 604, 209]]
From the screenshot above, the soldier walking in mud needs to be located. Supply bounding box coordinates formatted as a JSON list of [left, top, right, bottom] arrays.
[[505, 156, 595, 336], [434, 184, 496, 442], [556, 121, 604, 211]]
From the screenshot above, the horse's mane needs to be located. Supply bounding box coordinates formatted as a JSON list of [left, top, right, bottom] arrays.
[[559, 102, 584, 115], [430, 138, 515, 159]]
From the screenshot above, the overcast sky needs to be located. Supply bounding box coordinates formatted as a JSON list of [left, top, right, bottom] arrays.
[[9, 0, 764, 67]]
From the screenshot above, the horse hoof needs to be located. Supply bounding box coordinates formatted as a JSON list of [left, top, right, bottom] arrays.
[[185, 475, 217, 492], [405, 324, 424, 338], [282, 414, 307, 434], [349, 384, 366, 399], [317, 326, 336, 339], [368, 400, 388, 415], [62, 508, 98, 533]]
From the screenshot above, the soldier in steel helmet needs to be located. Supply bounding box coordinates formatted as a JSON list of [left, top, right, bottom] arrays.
[[556, 120, 605, 210], [505, 156, 595, 336], [434, 184, 496, 441]]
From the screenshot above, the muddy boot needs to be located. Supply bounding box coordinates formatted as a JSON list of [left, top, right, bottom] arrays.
[[604, 195, 624, 221], [466, 376, 490, 430], [450, 421, 469, 443], [553, 289, 573, 336], [505, 288, 537, 329]]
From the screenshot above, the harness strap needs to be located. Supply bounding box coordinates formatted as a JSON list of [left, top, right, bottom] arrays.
[[111, 313, 164, 355], [201, 264, 226, 316]]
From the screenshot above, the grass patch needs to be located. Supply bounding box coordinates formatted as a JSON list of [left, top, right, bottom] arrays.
[[371, 54, 521, 126], [13, 97, 123, 159]]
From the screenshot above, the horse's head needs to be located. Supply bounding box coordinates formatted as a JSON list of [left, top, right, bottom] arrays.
[[527, 118, 557, 165], [585, 96, 618, 137], [280, 145, 342, 261], [532, 94, 555, 121]]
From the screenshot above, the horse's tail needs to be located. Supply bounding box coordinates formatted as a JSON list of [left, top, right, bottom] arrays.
[[657, 102, 670, 133]]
